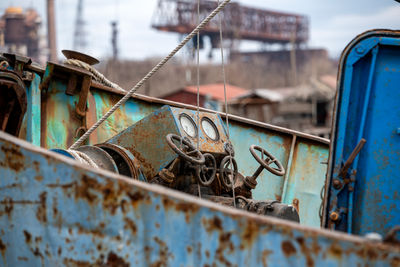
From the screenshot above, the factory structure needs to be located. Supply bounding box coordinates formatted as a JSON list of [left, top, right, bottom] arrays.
[[0, 6, 48, 64]]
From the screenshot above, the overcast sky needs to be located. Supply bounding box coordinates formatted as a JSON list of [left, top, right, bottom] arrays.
[[1, 0, 400, 61]]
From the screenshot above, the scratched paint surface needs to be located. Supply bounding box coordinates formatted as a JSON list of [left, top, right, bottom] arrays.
[[0, 132, 399, 266]]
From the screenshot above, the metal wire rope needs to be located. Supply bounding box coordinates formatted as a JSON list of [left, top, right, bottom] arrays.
[[68, 0, 232, 150]]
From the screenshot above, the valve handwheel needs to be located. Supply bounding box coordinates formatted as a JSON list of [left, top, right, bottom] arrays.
[[249, 145, 285, 176], [196, 153, 217, 186], [219, 155, 238, 188], [166, 133, 205, 165]]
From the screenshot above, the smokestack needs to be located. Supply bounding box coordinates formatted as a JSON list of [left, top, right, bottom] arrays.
[[47, 0, 57, 61]]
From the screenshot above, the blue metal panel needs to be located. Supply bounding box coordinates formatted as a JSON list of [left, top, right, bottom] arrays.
[[282, 140, 329, 227], [326, 30, 400, 236], [0, 132, 399, 266]]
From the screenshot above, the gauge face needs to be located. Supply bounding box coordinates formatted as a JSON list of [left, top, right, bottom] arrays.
[[202, 118, 219, 141], [180, 114, 197, 137]]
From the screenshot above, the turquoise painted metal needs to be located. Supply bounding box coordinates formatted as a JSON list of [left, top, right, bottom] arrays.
[[325, 30, 400, 236], [0, 132, 399, 266], [16, 59, 330, 227]]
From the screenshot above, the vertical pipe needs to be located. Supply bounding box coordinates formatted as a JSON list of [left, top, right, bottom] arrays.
[[47, 0, 57, 61]]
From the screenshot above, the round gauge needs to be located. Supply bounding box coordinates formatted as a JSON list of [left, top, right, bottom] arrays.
[[201, 117, 219, 141], [180, 114, 197, 138]]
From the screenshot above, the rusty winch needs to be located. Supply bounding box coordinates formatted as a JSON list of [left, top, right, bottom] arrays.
[[54, 105, 299, 222]]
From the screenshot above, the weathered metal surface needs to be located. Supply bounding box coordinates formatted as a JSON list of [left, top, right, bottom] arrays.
[[106, 105, 181, 179], [0, 131, 399, 266], [12, 57, 329, 227], [282, 139, 329, 228], [229, 121, 328, 227], [325, 30, 400, 236]]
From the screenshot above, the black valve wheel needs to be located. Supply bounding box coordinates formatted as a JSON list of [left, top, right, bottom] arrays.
[[166, 133, 205, 165], [250, 145, 285, 176], [196, 153, 217, 186], [219, 155, 238, 188]]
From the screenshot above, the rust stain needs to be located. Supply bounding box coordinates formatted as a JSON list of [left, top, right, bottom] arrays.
[[74, 222, 106, 239], [127, 191, 145, 208], [23, 230, 32, 244], [1, 197, 14, 219], [295, 237, 314, 267], [175, 202, 200, 223], [34, 176, 43, 182], [281, 240, 296, 256], [0, 238, 6, 259], [36, 192, 47, 223], [274, 194, 282, 202], [262, 249, 272, 267], [391, 257, 400, 267], [186, 245, 192, 254], [123, 217, 137, 236], [202, 216, 223, 233], [0, 145, 24, 172], [327, 243, 342, 259], [292, 198, 300, 214], [241, 220, 259, 248], [151, 236, 172, 267], [32, 161, 40, 172], [106, 251, 129, 267], [62, 258, 93, 267], [162, 197, 174, 210], [215, 232, 234, 266]]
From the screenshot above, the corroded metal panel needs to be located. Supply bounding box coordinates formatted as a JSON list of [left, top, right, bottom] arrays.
[[326, 30, 400, 235], [0, 132, 399, 266]]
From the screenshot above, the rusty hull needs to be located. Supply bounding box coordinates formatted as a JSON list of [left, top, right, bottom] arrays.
[[0, 132, 399, 266]]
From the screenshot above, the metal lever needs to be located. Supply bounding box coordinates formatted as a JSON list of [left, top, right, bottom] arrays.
[[338, 138, 366, 178]]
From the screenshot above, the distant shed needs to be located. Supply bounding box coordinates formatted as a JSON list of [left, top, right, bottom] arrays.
[[229, 75, 337, 137], [160, 83, 247, 111]]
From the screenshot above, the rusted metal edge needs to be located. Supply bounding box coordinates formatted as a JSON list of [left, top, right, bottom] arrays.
[[90, 81, 330, 145], [0, 130, 396, 250]]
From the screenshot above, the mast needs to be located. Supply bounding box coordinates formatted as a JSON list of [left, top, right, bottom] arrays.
[[47, 0, 57, 61]]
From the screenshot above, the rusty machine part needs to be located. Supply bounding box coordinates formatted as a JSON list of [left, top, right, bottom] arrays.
[[0, 69, 27, 136], [166, 133, 205, 165], [249, 145, 285, 176], [195, 153, 217, 186], [219, 155, 238, 188], [51, 105, 298, 222]]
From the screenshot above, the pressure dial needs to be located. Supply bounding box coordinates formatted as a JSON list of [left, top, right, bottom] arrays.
[[201, 117, 219, 141], [180, 114, 197, 138]]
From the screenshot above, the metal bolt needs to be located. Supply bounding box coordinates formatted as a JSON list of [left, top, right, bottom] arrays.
[[356, 46, 364, 54], [332, 179, 342, 189], [330, 211, 340, 221]]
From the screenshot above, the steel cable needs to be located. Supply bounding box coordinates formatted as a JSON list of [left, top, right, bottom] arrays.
[[68, 0, 231, 150]]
